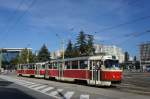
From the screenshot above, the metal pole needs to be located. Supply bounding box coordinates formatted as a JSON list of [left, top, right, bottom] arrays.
[[0, 49, 2, 73], [27, 48, 29, 63], [62, 39, 64, 62], [26, 44, 30, 63], [61, 39, 64, 79]]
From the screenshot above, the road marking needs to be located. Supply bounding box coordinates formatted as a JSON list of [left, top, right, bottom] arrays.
[[23, 81, 35, 84], [49, 89, 63, 96], [21, 83, 34, 86], [80, 95, 89, 99], [40, 87, 54, 93], [34, 85, 48, 90], [16, 81, 28, 84], [19, 81, 36, 86], [64, 91, 74, 99], [0, 76, 93, 99], [28, 84, 42, 88]]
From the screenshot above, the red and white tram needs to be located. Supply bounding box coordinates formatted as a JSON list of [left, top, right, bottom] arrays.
[[44, 55, 122, 86], [17, 63, 35, 77], [17, 62, 47, 78], [17, 55, 122, 86]]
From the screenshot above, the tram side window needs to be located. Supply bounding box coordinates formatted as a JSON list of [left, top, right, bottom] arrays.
[[21, 65, 23, 69], [32, 65, 35, 69], [48, 63, 53, 69], [80, 60, 88, 69], [24, 65, 28, 69], [72, 61, 78, 69], [53, 62, 58, 69], [28, 64, 32, 69], [22, 65, 24, 69], [42, 65, 45, 69], [65, 61, 70, 69]]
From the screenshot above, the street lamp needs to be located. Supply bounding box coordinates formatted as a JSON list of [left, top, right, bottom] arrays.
[[0, 49, 2, 73], [26, 44, 30, 63]]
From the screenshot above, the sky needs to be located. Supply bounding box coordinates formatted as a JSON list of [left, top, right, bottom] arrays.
[[0, 0, 150, 57]]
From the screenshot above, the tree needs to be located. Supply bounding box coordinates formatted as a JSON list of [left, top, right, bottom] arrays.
[[72, 45, 80, 57], [75, 31, 87, 56], [31, 54, 38, 63], [38, 44, 50, 62], [124, 51, 129, 62], [86, 34, 95, 55], [18, 48, 34, 64], [65, 40, 73, 58]]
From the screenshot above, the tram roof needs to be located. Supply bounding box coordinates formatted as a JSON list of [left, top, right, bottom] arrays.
[[51, 55, 115, 62]]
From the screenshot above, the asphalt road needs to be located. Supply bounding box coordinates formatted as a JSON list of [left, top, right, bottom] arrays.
[[114, 72, 150, 95], [0, 78, 54, 99], [0, 71, 150, 99]]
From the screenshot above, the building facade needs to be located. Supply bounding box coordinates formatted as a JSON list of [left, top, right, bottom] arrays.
[[139, 42, 150, 70], [51, 50, 62, 59], [0, 48, 32, 70], [94, 44, 125, 63]]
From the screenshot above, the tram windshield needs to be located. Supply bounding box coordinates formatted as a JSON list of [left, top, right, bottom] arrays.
[[104, 59, 119, 69]]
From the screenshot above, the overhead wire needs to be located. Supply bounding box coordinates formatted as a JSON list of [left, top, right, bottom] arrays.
[[0, 0, 37, 46], [96, 15, 150, 33], [0, 0, 25, 42]]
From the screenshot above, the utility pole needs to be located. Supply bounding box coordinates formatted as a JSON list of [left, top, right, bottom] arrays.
[[0, 49, 2, 73], [62, 39, 65, 62], [61, 39, 65, 78], [26, 44, 30, 63], [27, 48, 29, 63]]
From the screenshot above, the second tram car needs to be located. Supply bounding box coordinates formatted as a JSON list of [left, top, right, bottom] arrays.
[[17, 62, 47, 78]]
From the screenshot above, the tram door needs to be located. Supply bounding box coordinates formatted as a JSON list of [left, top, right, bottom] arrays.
[[58, 62, 64, 80], [45, 63, 49, 77], [90, 60, 101, 82], [35, 64, 40, 76]]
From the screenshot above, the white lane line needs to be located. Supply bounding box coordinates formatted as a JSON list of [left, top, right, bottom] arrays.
[[21, 81, 35, 84], [64, 91, 74, 99], [80, 95, 89, 99], [23, 83, 37, 87], [49, 89, 63, 96], [16, 80, 34, 84], [15, 80, 36, 87], [34, 85, 48, 90], [40, 87, 54, 93], [28, 84, 42, 88]]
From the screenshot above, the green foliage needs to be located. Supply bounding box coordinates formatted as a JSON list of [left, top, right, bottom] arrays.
[[72, 45, 80, 57], [18, 48, 35, 64], [75, 31, 87, 56], [64, 31, 95, 58], [86, 34, 95, 55], [19, 48, 29, 64], [65, 40, 73, 58], [37, 44, 50, 62], [8, 48, 37, 65]]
